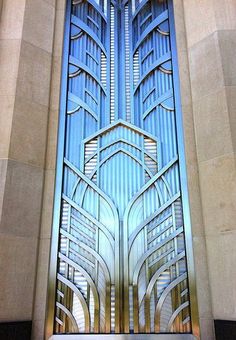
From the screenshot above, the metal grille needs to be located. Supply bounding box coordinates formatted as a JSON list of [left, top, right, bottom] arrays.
[[49, 0, 195, 336]]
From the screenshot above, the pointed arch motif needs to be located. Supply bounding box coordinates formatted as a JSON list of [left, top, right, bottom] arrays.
[[48, 0, 197, 336]]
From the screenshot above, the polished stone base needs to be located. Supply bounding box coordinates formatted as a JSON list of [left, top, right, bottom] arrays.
[[50, 334, 196, 340], [215, 320, 236, 340], [0, 321, 32, 340]]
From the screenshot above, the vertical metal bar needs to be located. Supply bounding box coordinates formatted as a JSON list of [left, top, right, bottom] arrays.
[[114, 2, 119, 122], [129, 1, 135, 124], [46, 0, 72, 338], [168, 0, 200, 338], [106, 0, 111, 126], [110, 3, 115, 123]]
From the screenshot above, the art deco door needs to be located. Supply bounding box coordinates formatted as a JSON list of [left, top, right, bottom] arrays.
[[47, 0, 198, 338]]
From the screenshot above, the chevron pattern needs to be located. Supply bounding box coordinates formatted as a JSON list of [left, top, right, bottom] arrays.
[[53, 0, 192, 335]]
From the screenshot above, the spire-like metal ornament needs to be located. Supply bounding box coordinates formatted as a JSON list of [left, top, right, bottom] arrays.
[[47, 0, 199, 338]]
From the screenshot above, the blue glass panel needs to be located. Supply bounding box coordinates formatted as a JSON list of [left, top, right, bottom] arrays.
[[51, 0, 194, 335]]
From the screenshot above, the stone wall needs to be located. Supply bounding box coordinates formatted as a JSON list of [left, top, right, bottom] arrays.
[[0, 0, 56, 334], [183, 0, 236, 336], [0, 1, 236, 339]]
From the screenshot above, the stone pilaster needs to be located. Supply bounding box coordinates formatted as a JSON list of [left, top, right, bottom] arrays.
[[0, 0, 56, 330], [31, 1, 66, 339], [173, 1, 214, 339], [183, 0, 236, 338]]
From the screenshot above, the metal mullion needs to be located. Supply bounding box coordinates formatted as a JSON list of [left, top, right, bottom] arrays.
[[96, 5, 102, 131], [95, 135, 100, 327], [106, 0, 111, 126], [111, 4, 122, 333], [171, 202, 181, 332], [110, 3, 115, 123], [82, 3, 89, 143], [137, 10, 144, 130], [63, 204, 72, 333], [118, 1, 126, 120], [113, 3, 119, 122], [130, 2, 135, 124], [142, 136, 150, 334], [119, 1, 131, 334], [106, 3, 120, 334], [153, 1, 159, 144], [168, 0, 199, 337], [66, 205, 71, 277]]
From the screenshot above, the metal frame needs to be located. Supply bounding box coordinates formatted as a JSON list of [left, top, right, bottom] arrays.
[[49, 335, 197, 340], [46, 0, 200, 338], [46, 0, 72, 338], [168, 1, 199, 337]]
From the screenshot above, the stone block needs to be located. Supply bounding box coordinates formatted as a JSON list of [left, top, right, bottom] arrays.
[[50, 56, 63, 111], [22, 0, 55, 54], [56, 0, 66, 11], [189, 32, 223, 102], [192, 236, 213, 319], [45, 109, 59, 171], [0, 39, 21, 96], [16, 40, 52, 107], [40, 170, 56, 239], [183, 0, 216, 48], [0, 159, 8, 217], [181, 105, 205, 237], [225, 86, 236, 154], [214, 0, 236, 31], [0, 0, 26, 40], [173, 0, 188, 53], [193, 89, 233, 162], [176, 49, 193, 108], [199, 153, 236, 236], [9, 96, 48, 167], [53, 8, 66, 57], [199, 318, 215, 340], [206, 232, 236, 320], [0, 234, 38, 321], [31, 319, 45, 340], [0, 159, 44, 238], [43, 0, 56, 8], [33, 238, 51, 322], [218, 30, 236, 87], [0, 95, 15, 158]]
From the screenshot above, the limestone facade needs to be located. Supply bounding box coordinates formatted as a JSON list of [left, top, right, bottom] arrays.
[[0, 1, 236, 339]]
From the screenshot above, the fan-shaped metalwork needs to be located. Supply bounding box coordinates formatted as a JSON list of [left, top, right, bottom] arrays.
[[48, 0, 198, 336]]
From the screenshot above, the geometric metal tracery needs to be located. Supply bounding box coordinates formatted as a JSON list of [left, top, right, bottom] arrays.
[[50, 0, 195, 336]]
